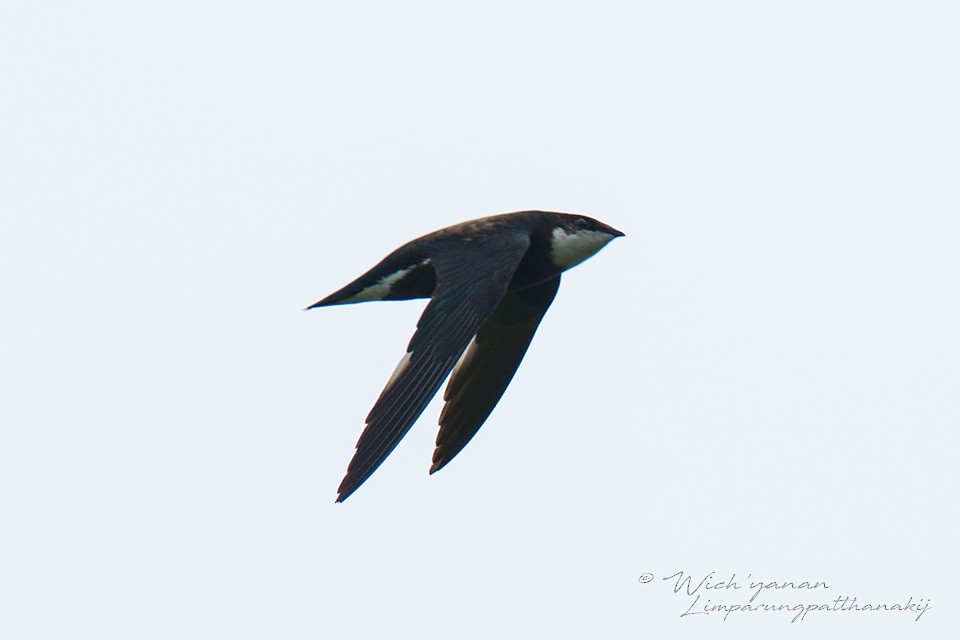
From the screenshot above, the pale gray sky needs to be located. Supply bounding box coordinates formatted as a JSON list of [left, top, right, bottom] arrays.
[[1, 1, 957, 638]]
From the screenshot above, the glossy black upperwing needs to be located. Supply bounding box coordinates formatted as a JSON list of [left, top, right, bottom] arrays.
[[335, 230, 532, 502], [430, 275, 561, 473]]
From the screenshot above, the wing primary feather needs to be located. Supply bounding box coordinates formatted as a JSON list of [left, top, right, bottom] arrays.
[[338, 359, 448, 500], [430, 276, 561, 474], [336, 231, 532, 501]]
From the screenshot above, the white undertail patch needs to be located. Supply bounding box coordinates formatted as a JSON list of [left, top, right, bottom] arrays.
[[344, 259, 430, 303], [550, 228, 616, 270]]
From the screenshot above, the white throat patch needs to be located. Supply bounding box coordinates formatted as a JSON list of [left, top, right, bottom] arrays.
[[550, 227, 615, 270]]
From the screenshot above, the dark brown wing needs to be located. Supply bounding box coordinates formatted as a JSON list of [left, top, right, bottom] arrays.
[[430, 275, 561, 473], [336, 232, 531, 502]]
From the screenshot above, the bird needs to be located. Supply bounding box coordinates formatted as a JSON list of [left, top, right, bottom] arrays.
[[308, 210, 624, 502]]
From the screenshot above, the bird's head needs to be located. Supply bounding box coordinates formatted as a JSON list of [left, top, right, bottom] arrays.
[[548, 213, 625, 270]]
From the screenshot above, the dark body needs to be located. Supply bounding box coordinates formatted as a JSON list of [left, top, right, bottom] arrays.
[[309, 211, 623, 501]]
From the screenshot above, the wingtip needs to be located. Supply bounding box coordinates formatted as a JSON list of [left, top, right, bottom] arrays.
[[336, 478, 358, 503]]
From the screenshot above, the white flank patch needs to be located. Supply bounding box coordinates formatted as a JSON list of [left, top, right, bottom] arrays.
[[386, 351, 413, 388], [344, 259, 430, 303], [550, 228, 616, 270]]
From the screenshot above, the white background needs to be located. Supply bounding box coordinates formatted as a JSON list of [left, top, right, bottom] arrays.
[[2, 1, 957, 638]]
